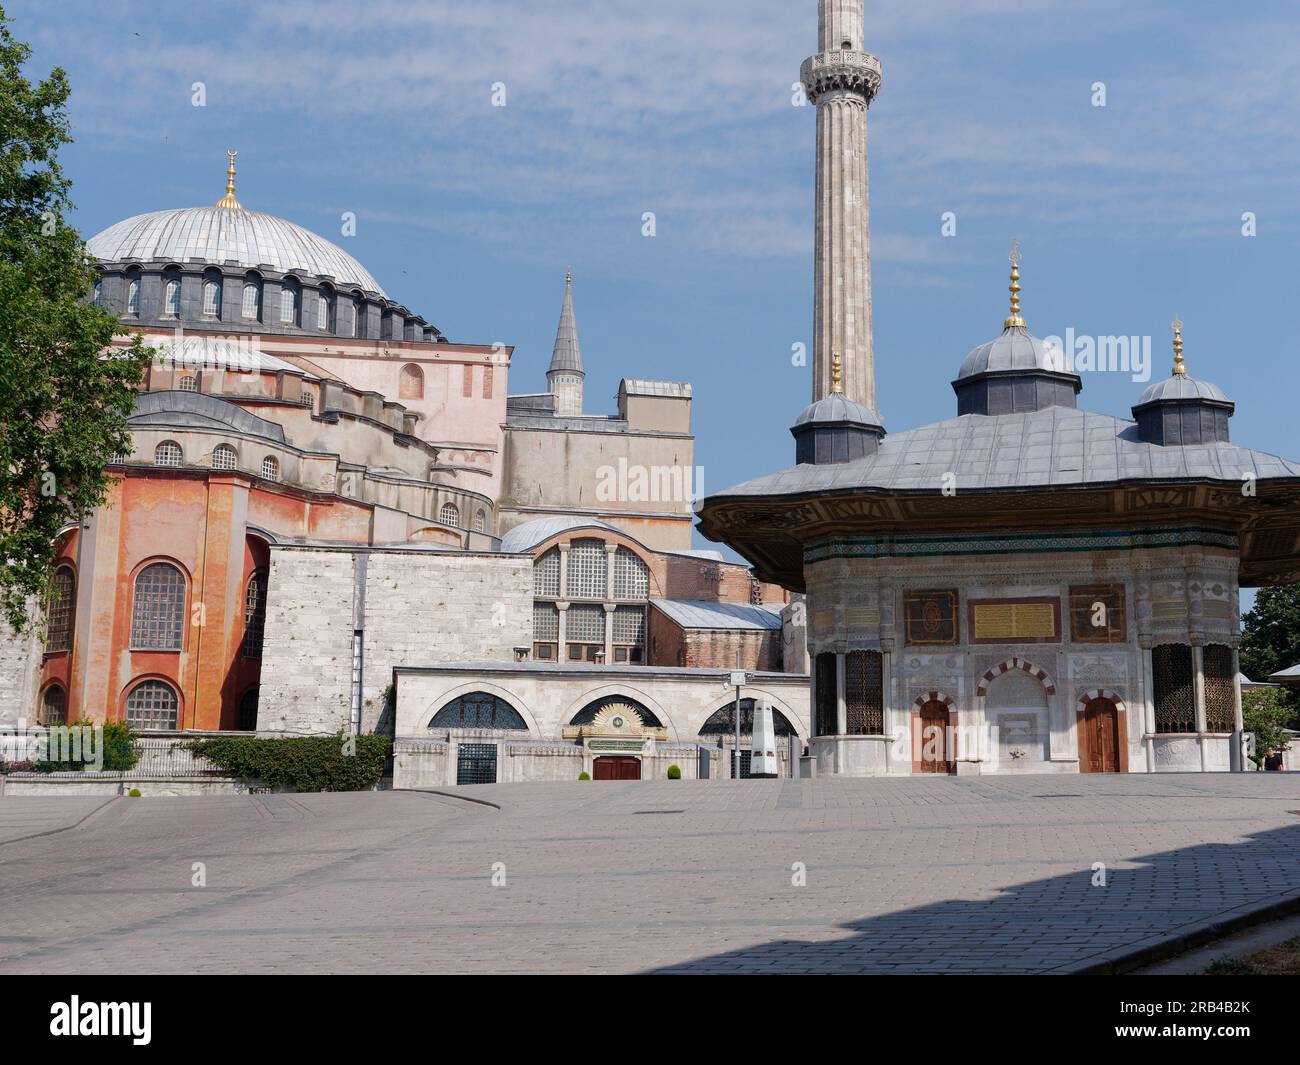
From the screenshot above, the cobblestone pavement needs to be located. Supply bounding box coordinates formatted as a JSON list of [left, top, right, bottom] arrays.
[[1, 774, 1298, 974]]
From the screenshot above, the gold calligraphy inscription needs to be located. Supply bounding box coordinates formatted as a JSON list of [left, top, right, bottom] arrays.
[[973, 602, 1057, 640]]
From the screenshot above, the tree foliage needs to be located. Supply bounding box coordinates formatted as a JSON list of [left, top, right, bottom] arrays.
[[1242, 687, 1294, 766], [0, 5, 150, 632], [1240, 584, 1300, 712]]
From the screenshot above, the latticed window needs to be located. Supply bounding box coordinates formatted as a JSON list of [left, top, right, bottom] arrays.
[[202, 276, 222, 317], [317, 291, 333, 330], [439, 502, 459, 527], [533, 549, 560, 596], [815, 652, 838, 736], [613, 548, 649, 600], [533, 602, 559, 641], [45, 566, 75, 652], [124, 680, 179, 731], [41, 685, 67, 726], [241, 571, 267, 659], [612, 606, 645, 645], [845, 649, 884, 735], [567, 539, 608, 599], [473, 510, 486, 533], [130, 563, 186, 650], [163, 276, 181, 316], [241, 279, 261, 319], [430, 692, 527, 730], [155, 441, 183, 467], [699, 699, 798, 737], [567, 603, 605, 642], [1152, 643, 1195, 733], [261, 456, 279, 482], [1203, 644, 1237, 733], [212, 444, 237, 471], [178, 375, 197, 392], [126, 275, 141, 315], [280, 282, 299, 324]]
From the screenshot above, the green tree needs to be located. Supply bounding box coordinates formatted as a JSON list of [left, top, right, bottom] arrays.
[[1240, 584, 1300, 712], [0, 5, 150, 633], [1241, 687, 1294, 768]]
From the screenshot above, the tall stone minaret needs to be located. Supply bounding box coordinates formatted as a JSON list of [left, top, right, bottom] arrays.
[[546, 270, 584, 416], [800, 0, 882, 409]]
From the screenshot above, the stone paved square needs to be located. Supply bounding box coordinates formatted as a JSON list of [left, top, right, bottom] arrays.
[[1, 774, 1298, 974]]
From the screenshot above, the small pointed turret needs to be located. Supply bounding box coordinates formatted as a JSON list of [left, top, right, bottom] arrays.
[[547, 270, 584, 416]]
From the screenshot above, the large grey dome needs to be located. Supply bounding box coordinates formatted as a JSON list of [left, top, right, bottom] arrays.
[[87, 206, 386, 296], [1136, 373, 1230, 406], [957, 326, 1069, 379]]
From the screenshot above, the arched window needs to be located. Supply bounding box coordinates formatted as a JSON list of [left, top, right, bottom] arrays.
[[202, 271, 222, 317], [124, 679, 179, 731], [279, 278, 300, 325], [130, 562, 186, 650], [473, 509, 487, 533], [177, 375, 197, 392], [154, 441, 183, 467], [125, 269, 141, 315], [92, 277, 103, 306], [241, 274, 262, 320], [260, 456, 279, 482], [429, 691, 527, 730], [399, 363, 424, 399], [699, 699, 798, 737], [533, 548, 560, 596], [569, 695, 663, 729], [163, 269, 182, 317], [1152, 643, 1195, 734], [40, 684, 67, 726], [212, 444, 237, 471], [45, 565, 75, 652], [352, 296, 365, 338], [439, 502, 460, 527], [613, 547, 649, 600], [241, 570, 267, 659], [317, 285, 335, 331], [567, 539, 608, 599], [238, 687, 259, 731]]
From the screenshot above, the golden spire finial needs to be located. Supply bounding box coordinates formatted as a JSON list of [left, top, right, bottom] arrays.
[[566, 267, 572, 287], [1004, 239, 1025, 329], [216, 149, 242, 209], [830, 349, 844, 394], [1171, 314, 1186, 376]]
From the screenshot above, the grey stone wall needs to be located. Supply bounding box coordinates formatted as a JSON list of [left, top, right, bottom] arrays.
[[0, 605, 43, 729]]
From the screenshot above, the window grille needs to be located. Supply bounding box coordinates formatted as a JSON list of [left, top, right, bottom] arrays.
[[124, 680, 179, 731], [815, 652, 838, 736], [178, 375, 197, 392], [241, 571, 267, 659], [1203, 644, 1236, 733], [613, 548, 649, 599], [612, 606, 645, 644], [212, 445, 237, 471], [45, 566, 75, 651], [242, 280, 261, 319], [41, 685, 67, 726], [202, 277, 221, 317], [164, 277, 181, 316], [431, 693, 527, 730], [566, 603, 605, 642], [130, 563, 185, 650], [280, 284, 298, 325], [533, 602, 559, 641], [439, 502, 459, 527], [567, 539, 607, 599], [699, 699, 798, 737], [533, 549, 560, 596], [261, 456, 279, 482], [155, 441, 183, 467], [473, 510, 486, 533], [845, 650, 884, 734], [1152, 644, 1195, 733]]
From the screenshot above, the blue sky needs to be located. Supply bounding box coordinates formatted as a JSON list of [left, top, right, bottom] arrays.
[[13, 0, 1298, 598]]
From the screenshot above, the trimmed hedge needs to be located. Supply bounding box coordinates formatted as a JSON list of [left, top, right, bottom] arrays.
[[666, 764, 681, 779], [187, 734, 390, 792]]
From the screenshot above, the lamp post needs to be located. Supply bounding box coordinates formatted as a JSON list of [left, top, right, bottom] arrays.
[[729, 650, 748, 780]]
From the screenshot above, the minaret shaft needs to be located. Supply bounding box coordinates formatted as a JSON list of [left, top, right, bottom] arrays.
[[801, 0, 881, 410]]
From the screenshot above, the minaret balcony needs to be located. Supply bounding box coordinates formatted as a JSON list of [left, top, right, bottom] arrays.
[[800, 50, 882, 105]]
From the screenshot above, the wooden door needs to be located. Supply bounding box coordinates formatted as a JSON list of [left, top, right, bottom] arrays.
[[916, 702, 951, 774], [593, 756, 641, 780], [1079, 699, 1120, 773]]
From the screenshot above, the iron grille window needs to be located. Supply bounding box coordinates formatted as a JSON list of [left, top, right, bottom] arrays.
[[261, 456, 279, 482], [456, 742, 498, 784], [699, 699, 798, 737], [1152, 643, 1195, 733], [40, 685, 67, 726], [845, 649, 884, 735], [202, 277, 222, 317], [533, 549, 560, 596], [431, 693, 527, 730], [241, 280, 261, 319], [238, 687, 259, 731], [131, 563, 186, 650], [730, 749, 753, 779], [124, 680, 179, 731], [178, 375, 197, 392], [567, 604, 605, 642], [241, 571, 267, 659], [45, 566, 75, 652], [1203, 644, 1236, 733], [613, 548, 649, 599], [567, 539, 607, 599], [155, 441, 183, 467], [815, 652, 838, 736], [473, 510, 486, 533], [612, 606, 645, 645], [533, 602, 559, 641], [439, 502, 459, 527], [212, 445, 237, 471], [163, 276, 181, 316]]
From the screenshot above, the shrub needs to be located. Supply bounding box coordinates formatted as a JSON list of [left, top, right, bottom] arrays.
[[36, 719, 138, 773], [128, 788, 141, 797], [666, 764, 681, 779], [187, 734, 390, 792], [578, 771, 591, 781]]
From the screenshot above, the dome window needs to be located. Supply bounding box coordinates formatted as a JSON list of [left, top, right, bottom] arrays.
[[163, 270, 182, 317], [261, 456, 279, 482], [241, 276, 262, 320], [352, 296, 366, 338], [212, 444, 238, 471], [177, 375, 197, 392], [439, 502, 460, 527], [316, 287, 335, 332], [155, 441, 183, 468], [126, 272, 141, 316], [280, 279, 300, 326], [202, 274, 222, 318]]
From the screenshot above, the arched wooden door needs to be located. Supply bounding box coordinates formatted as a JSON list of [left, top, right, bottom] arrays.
[[915, 701, 952, 774], [1079, 698, 1121, 773], [593, 756, 642, 780]]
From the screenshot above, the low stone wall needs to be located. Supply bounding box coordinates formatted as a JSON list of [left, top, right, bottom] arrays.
[[0, 736, 242, 795]]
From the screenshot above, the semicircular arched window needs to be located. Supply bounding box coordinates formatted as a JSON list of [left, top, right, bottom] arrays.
[[155, 441, 183, 467], [439, 502, 460, 527], [45, 565, 75, 652], [613, 547, 649, 599], [202, 272, 222, 318], [699, 698, 798, 737], [241, 274, 262, 320], [399, 363, 424, 399], [566, 539, 608, 599], [40, 684, 67, 726], [317, 286, 335, 331], [429, 692, 527, 730], [279, 278, 300, 325], [125, 269, 141, 316], [473, 509, 487, 534], [124, 679, 179, 731], [212, 444, 238, 471], [569, 695, 663, 730], [130, 562, 186, 650]]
